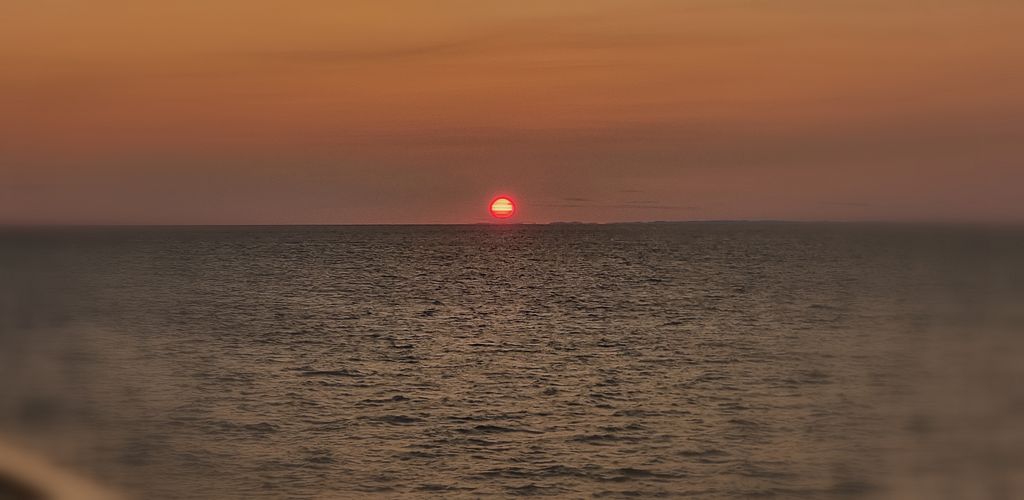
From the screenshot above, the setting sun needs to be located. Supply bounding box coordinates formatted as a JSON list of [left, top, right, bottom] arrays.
[[489, 196, 516, 219]]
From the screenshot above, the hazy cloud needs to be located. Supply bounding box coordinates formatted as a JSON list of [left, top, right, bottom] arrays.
[[536, 200, 697, 211], [818, 201, 871, 207], [259, 37, 493, 64], [250, 23, 755, 67]]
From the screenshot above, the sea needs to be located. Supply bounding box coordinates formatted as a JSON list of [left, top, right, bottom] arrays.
[[1, 223, 1022, 498]]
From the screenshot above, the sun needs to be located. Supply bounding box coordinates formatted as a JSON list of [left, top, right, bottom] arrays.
[[489, 196, 516, 219]]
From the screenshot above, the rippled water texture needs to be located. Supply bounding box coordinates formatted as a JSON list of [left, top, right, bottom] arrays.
[[1, 224, 1022, 498]]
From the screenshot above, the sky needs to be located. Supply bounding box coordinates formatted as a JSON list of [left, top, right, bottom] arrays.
[[2, 0, 1023, 224]]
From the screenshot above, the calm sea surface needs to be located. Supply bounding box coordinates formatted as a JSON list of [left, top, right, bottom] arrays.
[[1, 224, 1022, 498]]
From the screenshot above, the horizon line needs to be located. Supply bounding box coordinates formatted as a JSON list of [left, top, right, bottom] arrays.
[[1, 219, 1022, 229]]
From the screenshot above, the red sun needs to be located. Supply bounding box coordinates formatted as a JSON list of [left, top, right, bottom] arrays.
[[489, 196, 516, 219]]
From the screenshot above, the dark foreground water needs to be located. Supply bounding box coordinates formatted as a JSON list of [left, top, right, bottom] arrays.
[[1, 224, 1022, 498]]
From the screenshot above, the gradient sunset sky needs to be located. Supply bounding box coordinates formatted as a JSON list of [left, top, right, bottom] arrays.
[[2, 0, 1022, 224]]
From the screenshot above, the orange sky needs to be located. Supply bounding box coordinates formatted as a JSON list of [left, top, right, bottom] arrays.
[[2, 0, 1023, 224]]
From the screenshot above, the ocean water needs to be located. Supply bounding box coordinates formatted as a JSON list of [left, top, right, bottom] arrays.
[[1, 223, 1022, 498]]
